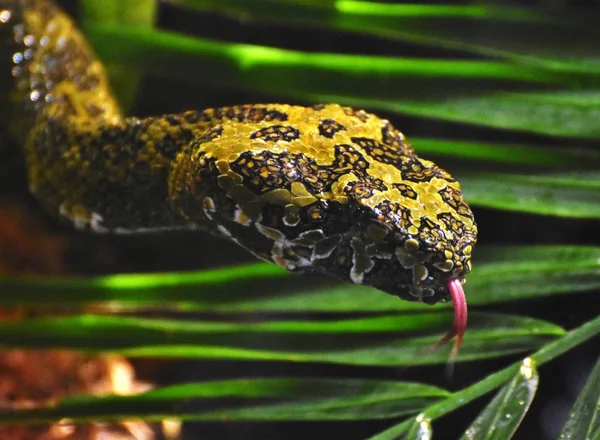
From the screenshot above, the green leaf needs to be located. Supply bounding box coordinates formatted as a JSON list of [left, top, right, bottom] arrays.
[[558, 356, 600, 440], [1, 246, 597, 312], [0, 261, 288, 306], [461, 358, 538, 440], [175, 0, 541, 22], [368, 314, 600, 440], [396, 91, 600, 139], [173, 0, 600, 76], [2, 312, 597, 430], [0, 378, 448, 423], [458, 171, 600, 219], [411, 137, 600, 169], [85, 24, 568, 88], [0, 313, 564, 365]]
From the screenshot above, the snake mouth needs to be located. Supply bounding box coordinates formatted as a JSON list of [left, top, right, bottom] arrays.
[[434, 277, 467, 363]]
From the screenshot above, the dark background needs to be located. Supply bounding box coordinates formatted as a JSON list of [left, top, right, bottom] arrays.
[[9, 1, 600, 439]]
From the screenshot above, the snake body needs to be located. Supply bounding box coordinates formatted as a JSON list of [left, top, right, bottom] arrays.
[[1, 0, 477, 352]]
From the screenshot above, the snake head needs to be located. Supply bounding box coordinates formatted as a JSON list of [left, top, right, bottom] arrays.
[[170, 103, 477, 297], [169, 103, 477, 355], [329, 161, 476, 360], [352, 197, 477, 306], [171, 104, 477, 304], [316, 143, 478, 308]]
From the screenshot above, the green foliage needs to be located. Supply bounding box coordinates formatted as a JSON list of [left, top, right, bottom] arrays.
[[460, 358, 539, 440], [558, 357, 600, 440], [2, 0, 600, 438]]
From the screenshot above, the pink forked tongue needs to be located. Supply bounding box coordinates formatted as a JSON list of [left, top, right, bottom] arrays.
[[434, 278, 468, 365]]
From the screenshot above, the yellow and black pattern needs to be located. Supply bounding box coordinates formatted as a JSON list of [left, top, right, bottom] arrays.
[[1, 0, 477, 303]]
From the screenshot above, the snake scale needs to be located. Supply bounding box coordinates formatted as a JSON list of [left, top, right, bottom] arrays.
[[1, 0, 477, 356]]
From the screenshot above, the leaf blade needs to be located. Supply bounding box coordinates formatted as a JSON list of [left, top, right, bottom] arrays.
[[458, 171, 600, 219], [558, 356, 600, 440], [172, 0, 600, 76], [1, 246, 598, 313], [0, 378, 448, 423], [0, 313, 564, 366], [368, 314, 600, 440], [460, 358, 538, 440]]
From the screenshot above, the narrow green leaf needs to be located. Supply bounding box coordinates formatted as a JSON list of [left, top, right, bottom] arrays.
[[85, 24, 567, 90], [2, 309, 595, 432], [368, 314, 600, 440], [458, 171, 600, 219], [175, 0, 541, 21], [0, 261, 289, 306], [412, 137, 600, 169], [0, 246, 597, 312], [398, 91, 600, 139], [174, 0, 600, 77], [558, 356, 600, 440], [0, 313, 564, 365], [0, 378, 448, 423], [461, 358, 538, 440]]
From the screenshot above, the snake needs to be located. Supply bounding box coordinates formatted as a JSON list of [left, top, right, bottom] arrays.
[[1, 0, 477, 357]]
